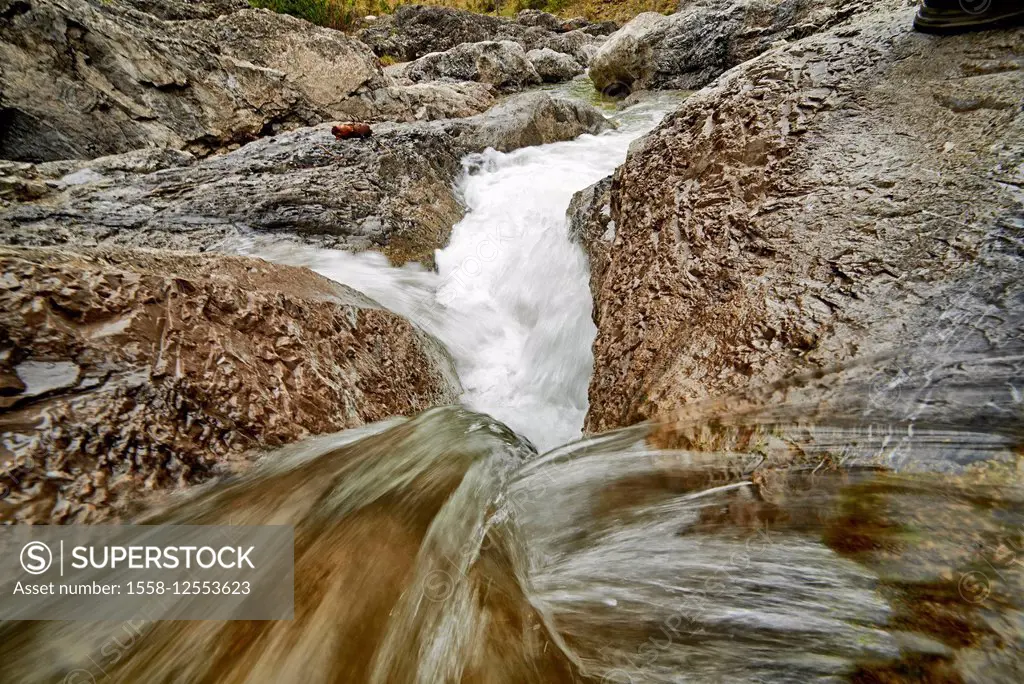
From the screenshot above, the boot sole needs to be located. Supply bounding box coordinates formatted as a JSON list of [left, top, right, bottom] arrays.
[[914, 6, 1024, 34]]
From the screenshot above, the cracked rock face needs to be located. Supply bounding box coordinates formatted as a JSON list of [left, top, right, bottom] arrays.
[[359, 4, 611, 65], [332, 80, 497, 125], [0, 247, 462, 523], [0, 93, 611, 265], [0, 0, 395, 162], [404, 41, 543, 92], [589, 0, 905, 94], [574, 8, 1024, 432], [360, 4, 528, 62]]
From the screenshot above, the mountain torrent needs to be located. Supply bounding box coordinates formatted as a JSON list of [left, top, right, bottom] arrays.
[[0, 1, 1021, 683]]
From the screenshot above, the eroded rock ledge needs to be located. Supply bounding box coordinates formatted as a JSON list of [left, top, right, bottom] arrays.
[[574, 8, 1024, 432], [0, 92, 612, 265], [0, 247, 462, 523], [0, 0, 517, 163]]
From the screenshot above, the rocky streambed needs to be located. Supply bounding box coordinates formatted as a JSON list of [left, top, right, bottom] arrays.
[[0, 1, 622, 521], [0, 1, 1022, 682], [0, 0, 1020, 535]]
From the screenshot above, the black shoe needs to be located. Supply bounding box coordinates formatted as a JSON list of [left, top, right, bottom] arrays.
[[914, 0, 1024, 34]]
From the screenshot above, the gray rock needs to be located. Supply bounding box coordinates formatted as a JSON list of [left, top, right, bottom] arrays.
[[448, 91, 612, 153], [358, 4, 613, 63], [405, 41, 542, 92], [534, 28, 608, 66], [560, 16, 591, 32], [12, 360, 81, 400], [119, 0, 250, 20], [516, 9, 562, 31], [359, 4, 530, 62], [577, 7, 1024, 431], [1, 93, 611, 265], [589, 12, 675, 95], [0, 0, 392, 162], [567, 175, 614, 323], [578, 19, 619, 36], [589, 0, 901, 95], [333, 81, 496, 124], [526, 48, 585, 83]]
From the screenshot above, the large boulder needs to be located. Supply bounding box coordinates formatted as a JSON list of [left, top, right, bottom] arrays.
[[0, 93, 611, 264], [330, 81, 497, 124], [536, 28, 608, 66], [0, 246, 462, 523], [404, 41, 542, 92], [574, 8, 1024, 431], [448, 91, 612, 152], [589, 0, 902, 95], [527, 48, 585, 83], [0, 0, 392, 162]]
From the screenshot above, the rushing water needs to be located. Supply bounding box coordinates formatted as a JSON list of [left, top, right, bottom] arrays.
[[4, 360, 1021, 683], [234, 90, 683, 451], [4, 88, 1022, 682]]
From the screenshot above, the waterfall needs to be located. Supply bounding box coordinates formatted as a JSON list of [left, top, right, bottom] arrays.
[[232, 91, 683, 451]]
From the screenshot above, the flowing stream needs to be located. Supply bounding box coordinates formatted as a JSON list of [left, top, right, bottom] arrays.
[[3, 89, 1021, 683], [237, 89, 683, 451]]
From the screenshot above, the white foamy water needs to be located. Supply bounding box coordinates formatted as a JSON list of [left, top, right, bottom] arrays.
[[235, 92, 681, 451]]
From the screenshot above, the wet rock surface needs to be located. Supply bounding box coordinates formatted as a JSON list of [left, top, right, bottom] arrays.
[[447, 90, 612, 153], [0, 93, 611, 264], [567, 175, 614, 314], [589, 0, 904, 94], [536, 27, 609, 66], [404, 40, 542, 92], [0, 246, 461, 523], [0, 0, 394, 162], [575, 8, 1024, 432]]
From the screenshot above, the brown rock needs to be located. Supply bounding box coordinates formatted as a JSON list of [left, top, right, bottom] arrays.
[[575, 8, 1024, 432], [0, 247, 461, 523]]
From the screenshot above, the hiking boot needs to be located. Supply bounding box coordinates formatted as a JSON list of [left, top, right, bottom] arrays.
[[914, 0, 1024, 34]]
